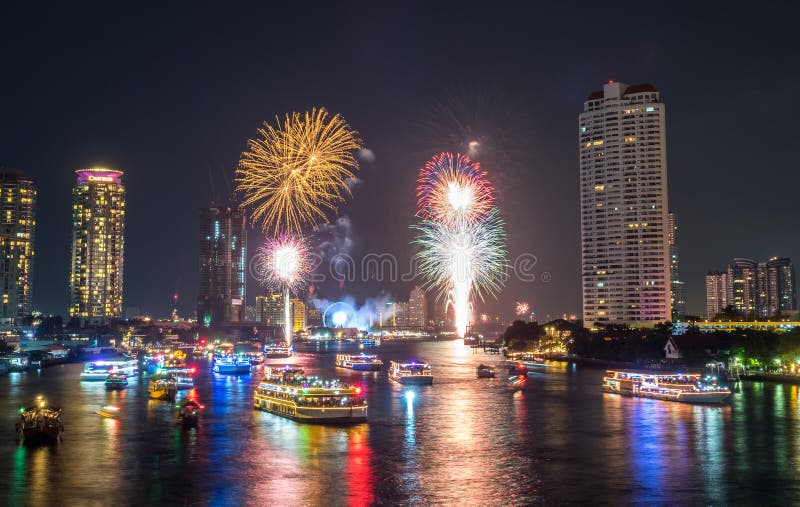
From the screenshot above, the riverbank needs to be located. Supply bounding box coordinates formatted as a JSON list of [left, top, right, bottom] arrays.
[[741, 372, 800, 385]]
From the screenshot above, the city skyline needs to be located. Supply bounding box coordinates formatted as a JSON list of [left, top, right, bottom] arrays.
[[1, 4, 799, 319]]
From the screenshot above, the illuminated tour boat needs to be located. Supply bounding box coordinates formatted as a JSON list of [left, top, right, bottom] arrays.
[[264, 343, 293, 359], [388, 361, 433, 385], [148, 375, 178, 402], [335, 353, 383, 371], [476, 364, 496, 378], [16, 396, 64, 443], [104, 372, 129, 390], [254, 368, 367, 424], [163, 367, 196, 389], [212, 355, 252, 374], [80, 359, 139, 381], [602, 371, 732, 404]]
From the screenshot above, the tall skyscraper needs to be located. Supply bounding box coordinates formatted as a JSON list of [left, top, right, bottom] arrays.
[[727, 258, 758, 316], [256, 291, 284, 326], [394, 301, 409, 327], [408, 286, 427, 328], [579, 82, 671, 325], [706, 257, 795, 318], [290, 297, 306, 332], [668, 212, 686, 321], [69, 168, 125, 321], [705, 271, 728, 319], [0, 170, 36, 323], [765, 257, 796, 316], [197, 205, 246, 325]]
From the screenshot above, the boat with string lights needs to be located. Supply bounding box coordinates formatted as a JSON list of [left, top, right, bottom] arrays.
[[148, 374, 178, 402], [264, 343, 293, 359], [15, 396, 63, 443], [335, 353, 383, 371], [254, 368, 367, 424], [602, 371, 732, 404], [80, 359, 139, 381], [104, 372, 129, 390], [388, 361, 433, 385], [212, 355, 251, 374]]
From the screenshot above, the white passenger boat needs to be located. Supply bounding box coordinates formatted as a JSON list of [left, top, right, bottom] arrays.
[[602, 371, 731, 404], [80, 359, 139, 381], [254, 368, 367, 424], [388, 361, 433, 385], [264, 343, 293, 359], [335, 353, 383, 371], [212, 355, 252, 374]]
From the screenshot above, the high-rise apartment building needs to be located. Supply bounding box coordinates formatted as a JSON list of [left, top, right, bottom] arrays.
[[706, 257, 796, 318], [408, 286, 427, 328], [394, 301, 408, 327], [765, 257, 795, 316], [668, 212, 686, 321], [197, 205, 246, 325], [69, 168, 125, 321], [579, 82, 671, 325], [727, 258, 759, 316], [290, 297, 306, 332], [0, 170, 35, 323], [705, 271, 728, 319], [256, 291, 284, 326]]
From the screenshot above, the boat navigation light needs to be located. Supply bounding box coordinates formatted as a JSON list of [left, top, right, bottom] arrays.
[[355, 387, 362, 395]]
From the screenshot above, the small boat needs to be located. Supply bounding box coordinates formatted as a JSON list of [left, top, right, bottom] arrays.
[[212, 355, 252, 374], [80, 359, 138, 381], [477, 364, 496, 378], [335, 353, 383, 371], [163, 367, 196, 389], [264, 343, 293, 359], [175, 397, 202, 426], [389, 361, 433, 385], [16, 396, 63, 443], [508, 375, 526, 389], [254, 369, 367, 424], [105, 372, 128, 390], [508, 362, 527, 375], [148, 375, 178, 402], [96, 405, 122, 419], [602, 371, 732, 405]]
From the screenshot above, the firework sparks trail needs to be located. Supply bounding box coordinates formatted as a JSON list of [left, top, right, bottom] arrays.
[[515, 301, 530, 316], [254, 235, 311, 344], [413, 155, 506, 339]]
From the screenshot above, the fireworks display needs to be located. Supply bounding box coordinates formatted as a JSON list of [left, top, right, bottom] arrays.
[[515, 301, 530, 316], [254, 234, 311, 344], [416, 153, 495, 226], [413, 152, 507, 337], [254, 234, 311, 293], [236, 107, 363, 235]]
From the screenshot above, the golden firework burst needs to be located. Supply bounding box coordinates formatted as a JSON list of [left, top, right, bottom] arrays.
[[236, 107, 363, 234]]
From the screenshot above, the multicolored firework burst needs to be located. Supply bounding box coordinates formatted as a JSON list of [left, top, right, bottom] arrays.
[[254, 234, 311, 293], [515, 301, 530, 316], [254, 234, 311, 344], [413, 153, 507, 337], [416, 153, 495, 226], [236, 107, 363, 235]]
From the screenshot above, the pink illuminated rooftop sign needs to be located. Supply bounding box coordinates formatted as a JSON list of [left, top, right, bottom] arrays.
[[75, 168, 123, 184]]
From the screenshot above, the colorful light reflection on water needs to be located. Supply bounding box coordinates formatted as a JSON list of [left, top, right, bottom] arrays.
[[1, 342, 800, 504]]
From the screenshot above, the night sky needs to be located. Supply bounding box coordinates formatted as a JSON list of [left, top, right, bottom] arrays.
[[1, 3, 798, 320]]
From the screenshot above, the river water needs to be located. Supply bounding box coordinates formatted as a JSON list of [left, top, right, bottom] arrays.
[[0, 340, 798, 506]]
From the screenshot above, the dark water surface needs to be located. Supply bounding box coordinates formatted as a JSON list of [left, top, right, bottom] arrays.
[[1, 340, 799, 506]]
